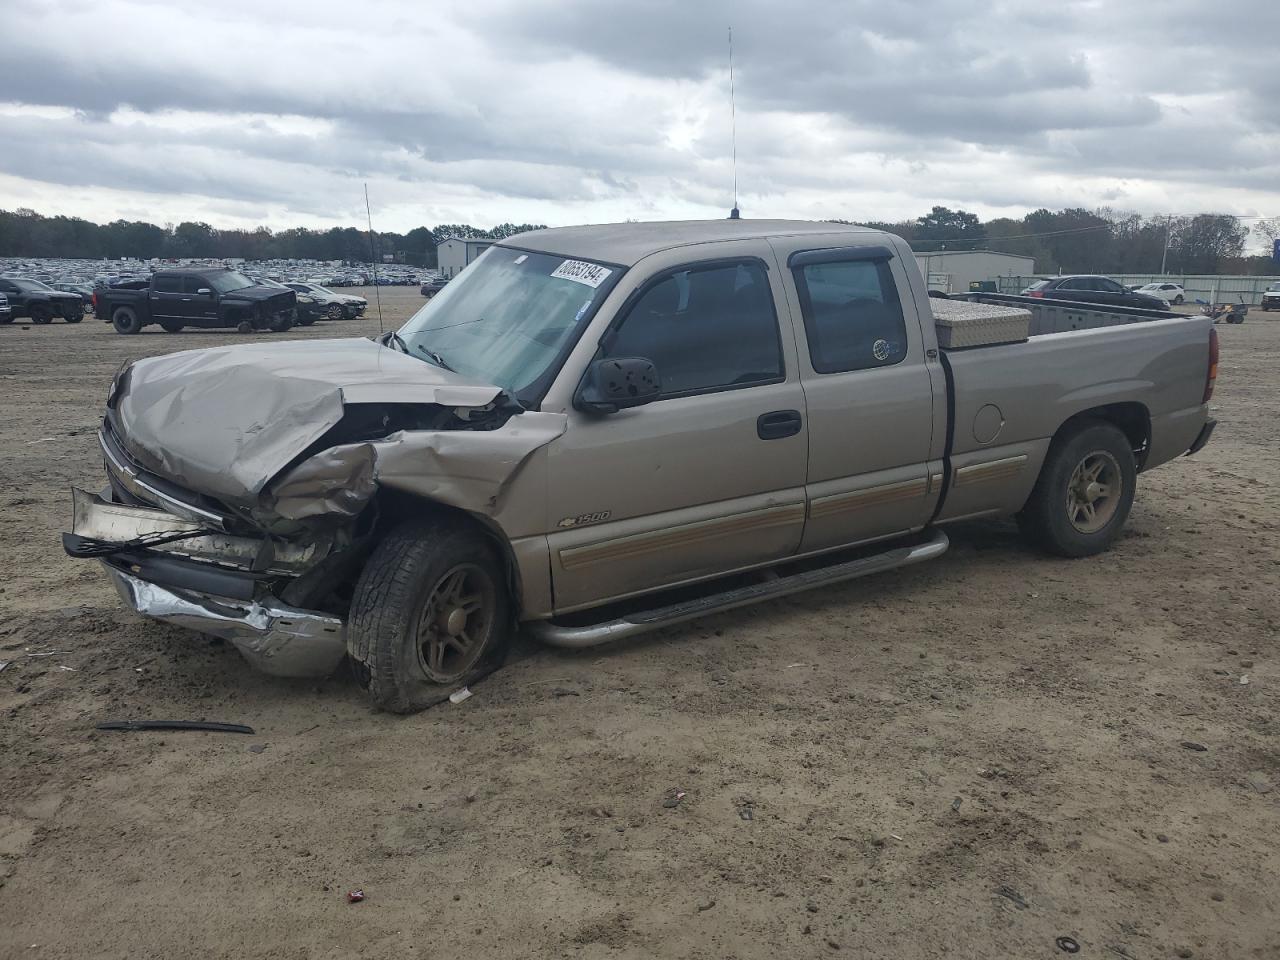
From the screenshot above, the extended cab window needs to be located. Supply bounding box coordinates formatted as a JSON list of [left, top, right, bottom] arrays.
[[793, 258, 908, 373], [153, 276, 182, 294], [183, 276, 207, 294], [602, 261, 782, 397]]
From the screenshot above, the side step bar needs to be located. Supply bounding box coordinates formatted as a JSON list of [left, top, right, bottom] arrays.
[[529, 528, 949, 649]]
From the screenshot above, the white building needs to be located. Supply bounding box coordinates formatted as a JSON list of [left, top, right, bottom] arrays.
[[436, 237, 494, 279], [912, 250, 1036, 294]]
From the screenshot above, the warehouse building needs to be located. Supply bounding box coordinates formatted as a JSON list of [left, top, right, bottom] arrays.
[[913, 250, 1036, 294], [436, 237, 494, 278]]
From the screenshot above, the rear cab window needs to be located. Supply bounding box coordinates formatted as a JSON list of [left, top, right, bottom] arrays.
[[153, 275, 182, 294], [789, 250, 909, 373]]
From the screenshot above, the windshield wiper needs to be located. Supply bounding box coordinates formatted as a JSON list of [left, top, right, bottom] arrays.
[[378, 330, 409, 353], [414, 344, 455, 372]]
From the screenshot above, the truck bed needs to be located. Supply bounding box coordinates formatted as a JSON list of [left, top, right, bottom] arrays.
[[955, 292, 1178, 336]]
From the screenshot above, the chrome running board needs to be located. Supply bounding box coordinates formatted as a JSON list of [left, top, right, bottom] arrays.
[[529, 528, 949, 649]]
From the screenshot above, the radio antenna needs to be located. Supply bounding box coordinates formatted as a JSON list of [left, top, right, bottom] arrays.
[[364, 182, 385, 334], [728, 26, 740, 219]]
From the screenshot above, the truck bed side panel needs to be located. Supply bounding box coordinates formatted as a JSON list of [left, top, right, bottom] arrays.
[[936, 314, 1211, 523]]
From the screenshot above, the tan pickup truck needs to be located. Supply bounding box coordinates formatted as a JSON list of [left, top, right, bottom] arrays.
[[65, 220, 1218, 711]]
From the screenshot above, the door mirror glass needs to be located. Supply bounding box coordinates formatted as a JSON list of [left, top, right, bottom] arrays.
[[575, 357, 661, 414], [196, 288, 212, 296]]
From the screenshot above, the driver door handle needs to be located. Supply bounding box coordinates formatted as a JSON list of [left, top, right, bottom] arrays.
[[757, 409, 802, 440]]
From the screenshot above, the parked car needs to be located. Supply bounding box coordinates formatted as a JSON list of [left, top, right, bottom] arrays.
[[63, 221, 1218, 713], [420, 277, 449, 298], [0, 292, 10, 324], [1134, 282, 1185, 305], [285, 282, 367, 320], [93, 269, 296, 334], [1021, 276, 1169, 310], [1261, 283, 1280, 312], [0, 278, 85, 323], [53, 281, 96, 314]]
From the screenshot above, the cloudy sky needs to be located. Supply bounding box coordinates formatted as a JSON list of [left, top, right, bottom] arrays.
[[2, 0, 1277, 245]]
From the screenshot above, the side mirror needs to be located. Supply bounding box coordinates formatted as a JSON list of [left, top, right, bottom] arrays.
[[575, 357, 661, 415], [196, 288, 212, 296]]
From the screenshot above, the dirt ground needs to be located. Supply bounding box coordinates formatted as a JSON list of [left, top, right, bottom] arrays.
[[1, 289, 1277, 960]]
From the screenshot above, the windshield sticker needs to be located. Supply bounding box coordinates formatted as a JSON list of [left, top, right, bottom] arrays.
[[551, 259, 612, 288], [513, 254, 528, 264]]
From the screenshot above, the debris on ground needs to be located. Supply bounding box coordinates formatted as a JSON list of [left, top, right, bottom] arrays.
[[346, 889, 364, 903], [994, 885, 1030, 909], [449, 687, 473, 704], [1180, 741, 1208, 751], [96, 720, 255, 735], [1055, 935, 1080, 953], [951, 797, 963, 813], [662, 790, 687, 809]]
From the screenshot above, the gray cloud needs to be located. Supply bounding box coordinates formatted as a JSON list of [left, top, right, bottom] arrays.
[[0, 0, 1277, 232]]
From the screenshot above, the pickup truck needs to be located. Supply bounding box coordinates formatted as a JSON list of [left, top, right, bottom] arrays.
[[93, 268, 297, 334], [0, 277, 85, 324], [63, 220, 1217, 712]]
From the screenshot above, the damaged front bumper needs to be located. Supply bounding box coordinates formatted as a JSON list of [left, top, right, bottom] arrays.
[[105, 564, 346, 677]]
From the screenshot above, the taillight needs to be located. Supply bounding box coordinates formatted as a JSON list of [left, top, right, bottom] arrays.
[[1028, 290, 1044, 298], [91, 292, 98, 310], [1204, 327, 1219, 403]]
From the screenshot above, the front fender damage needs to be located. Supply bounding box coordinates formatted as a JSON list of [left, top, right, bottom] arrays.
[[264, 411, 568, 522]]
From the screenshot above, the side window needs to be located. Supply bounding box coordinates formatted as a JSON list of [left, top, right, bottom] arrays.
[[154, 276, 181, 294], [183, 276, 207, 294], [601, 261, 782, 397], [792, 258, 908, 373], [1058, 278, 1086, 291], [1098, 279, 1123, 293]]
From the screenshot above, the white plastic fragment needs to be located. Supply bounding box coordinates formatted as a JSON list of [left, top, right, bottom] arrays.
[[449, 687, 473, 704]]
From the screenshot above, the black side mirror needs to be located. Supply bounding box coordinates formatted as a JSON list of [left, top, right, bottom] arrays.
[[575, 357, 661, 414]]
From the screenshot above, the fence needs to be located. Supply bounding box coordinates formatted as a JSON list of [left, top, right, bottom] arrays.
[[995, 274, 1280, 305]]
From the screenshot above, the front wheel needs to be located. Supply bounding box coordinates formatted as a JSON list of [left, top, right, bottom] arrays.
[[29, 305, 52, 325], [65, 313, 83, 324], [327, 303, 343, 320], [1018, 421, 1136, 558], [268, 312, 293, 332], [1173, 295, 1184, 305], [347, 517, 512, 713]]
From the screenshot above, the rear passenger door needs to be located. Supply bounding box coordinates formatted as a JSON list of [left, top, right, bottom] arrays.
[[544, 247, 808, 612], [776, 242, 940, 553]]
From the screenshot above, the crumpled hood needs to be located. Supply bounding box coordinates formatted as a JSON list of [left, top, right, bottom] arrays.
[[114, 337, 504, 504]]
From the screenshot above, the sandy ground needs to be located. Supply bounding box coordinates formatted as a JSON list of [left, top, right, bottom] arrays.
[[1, 289, 1277, 960]]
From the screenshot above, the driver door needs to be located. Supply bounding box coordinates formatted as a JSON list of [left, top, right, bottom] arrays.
[[544, 242, 808, 613]]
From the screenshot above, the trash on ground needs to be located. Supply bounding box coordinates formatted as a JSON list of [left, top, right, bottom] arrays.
[[951, 797, 963, 813], [994, 885, 1029, 909], [96, 720, 256, 735], [1239, 675, 1250, 685], [449, 687, 473, 704], [346, 889, 364, 903], [1055, 935, 1080, 953], [1180, 741, 1208, 751]]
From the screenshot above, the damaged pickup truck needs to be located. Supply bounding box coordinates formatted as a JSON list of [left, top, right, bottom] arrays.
[[64, 221, 1218, 712]]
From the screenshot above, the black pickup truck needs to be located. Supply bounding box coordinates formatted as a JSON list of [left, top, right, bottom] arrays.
[[94, 269, 297, 335], [0, 278, 86, 324]]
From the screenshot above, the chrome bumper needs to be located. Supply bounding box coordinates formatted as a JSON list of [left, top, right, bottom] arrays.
[[105, 565, 347, 677]]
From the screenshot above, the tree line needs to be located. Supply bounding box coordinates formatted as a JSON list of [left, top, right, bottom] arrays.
[[2, 205, 1277, 275], [0, 208, 546, 268], [856, 207, 1280, 276]]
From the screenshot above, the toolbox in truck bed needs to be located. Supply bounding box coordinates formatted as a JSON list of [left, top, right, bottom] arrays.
[[931, 297, 1031, 348]]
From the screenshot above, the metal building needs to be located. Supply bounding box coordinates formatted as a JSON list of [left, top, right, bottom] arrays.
[[435, 237, 494, 279], [912, 250, 1036, 294]]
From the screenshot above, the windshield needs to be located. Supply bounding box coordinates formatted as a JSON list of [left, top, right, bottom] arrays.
[[399, 247, 620, 405], [208, 271, 256, 293], [13, 279, 52, 292], [1023, 279, 1051, 291]]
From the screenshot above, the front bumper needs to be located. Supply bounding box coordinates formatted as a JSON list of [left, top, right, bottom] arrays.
[[105, 563, 347, 677]]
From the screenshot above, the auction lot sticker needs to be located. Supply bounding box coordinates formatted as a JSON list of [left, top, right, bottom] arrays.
[[551, 259, 612, 288]]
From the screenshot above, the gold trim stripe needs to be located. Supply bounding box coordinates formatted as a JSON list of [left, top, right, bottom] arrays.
[[559, 502, 805, 571], [953, 454, 1028, 487], [808, 477, 928, 521]]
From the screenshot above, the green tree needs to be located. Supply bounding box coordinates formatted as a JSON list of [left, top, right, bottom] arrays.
[[912, 206, 986, 251]]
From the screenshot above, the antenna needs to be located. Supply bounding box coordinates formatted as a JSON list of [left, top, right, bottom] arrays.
[[728, 26, 740, 219], [364, 182, 384, 334]]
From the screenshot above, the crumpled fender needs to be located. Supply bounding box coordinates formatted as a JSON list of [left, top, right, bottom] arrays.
[[265, 411, 568, 521]]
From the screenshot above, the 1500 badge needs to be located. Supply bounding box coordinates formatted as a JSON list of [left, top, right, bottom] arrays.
[[558, 511, 611, 528]]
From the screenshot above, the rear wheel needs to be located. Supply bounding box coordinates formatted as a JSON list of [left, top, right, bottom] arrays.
[[347, 517, 512, 713], [1018, 420, 1136, 558], [112, 306, 142, 335], [160, 320, 184, 333]]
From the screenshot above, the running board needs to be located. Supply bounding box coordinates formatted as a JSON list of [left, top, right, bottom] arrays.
[[529, 528, 949, 649]]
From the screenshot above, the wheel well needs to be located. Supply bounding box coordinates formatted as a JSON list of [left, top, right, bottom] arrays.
[[1055, 402, 1151, 469], [369, 488, 523, 613]]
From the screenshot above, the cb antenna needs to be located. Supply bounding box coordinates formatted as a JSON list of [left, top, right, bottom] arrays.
[[364, 182, 385, 334], [728, 26, 740, 219]]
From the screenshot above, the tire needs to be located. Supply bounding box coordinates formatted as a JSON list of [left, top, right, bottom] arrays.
[[1173, 295, 1184, 305], [236, 320, 254, 334], [347, 516, 512, 713], [1018, 420, 1137, 558], [29, 304, 52, 325], [112, 306, 143, 335], [297, 315, 316, 326], [327, 303, 343, 320], [268, 313, 293, 333], [160, 320, 184, 333], [65, 311, 83, 324]]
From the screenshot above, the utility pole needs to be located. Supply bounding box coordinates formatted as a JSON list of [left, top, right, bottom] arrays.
[[1160, 214, 1172, 275]]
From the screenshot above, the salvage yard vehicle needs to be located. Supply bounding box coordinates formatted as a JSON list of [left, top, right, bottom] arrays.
[[63, 221, 1218, 712], [285, 281, 368, 320], [0, 292, 10, 323], [94, 268, 297, 335], [1021, 275, 1169, 310], [0, 277, 85, 324], [1261, 283, 1280, 311]]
